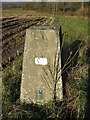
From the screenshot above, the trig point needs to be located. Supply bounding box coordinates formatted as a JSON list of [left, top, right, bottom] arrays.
[[20, 26, 63, 103]]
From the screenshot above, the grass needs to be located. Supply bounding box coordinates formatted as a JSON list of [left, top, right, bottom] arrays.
[[2, 10, 89, 119], [53, 16, 88, 44]]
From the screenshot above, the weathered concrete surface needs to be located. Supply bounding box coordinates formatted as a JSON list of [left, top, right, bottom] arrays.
[[20, 26, 63, 103]]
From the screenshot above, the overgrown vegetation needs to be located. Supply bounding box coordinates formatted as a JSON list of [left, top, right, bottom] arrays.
[[2, 30, 88, 120], [2, 4, 89, 119]]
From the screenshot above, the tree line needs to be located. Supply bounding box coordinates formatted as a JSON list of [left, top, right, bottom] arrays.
[[2, 2, 88, 13]]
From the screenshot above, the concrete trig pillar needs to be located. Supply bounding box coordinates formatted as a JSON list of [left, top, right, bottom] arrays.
[[20, 26, 63, 103]]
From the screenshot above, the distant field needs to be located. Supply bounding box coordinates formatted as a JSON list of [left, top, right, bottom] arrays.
[[2, 9, 53, 17], [2, 9, 88, 67], [2, 9, 36, 17]]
